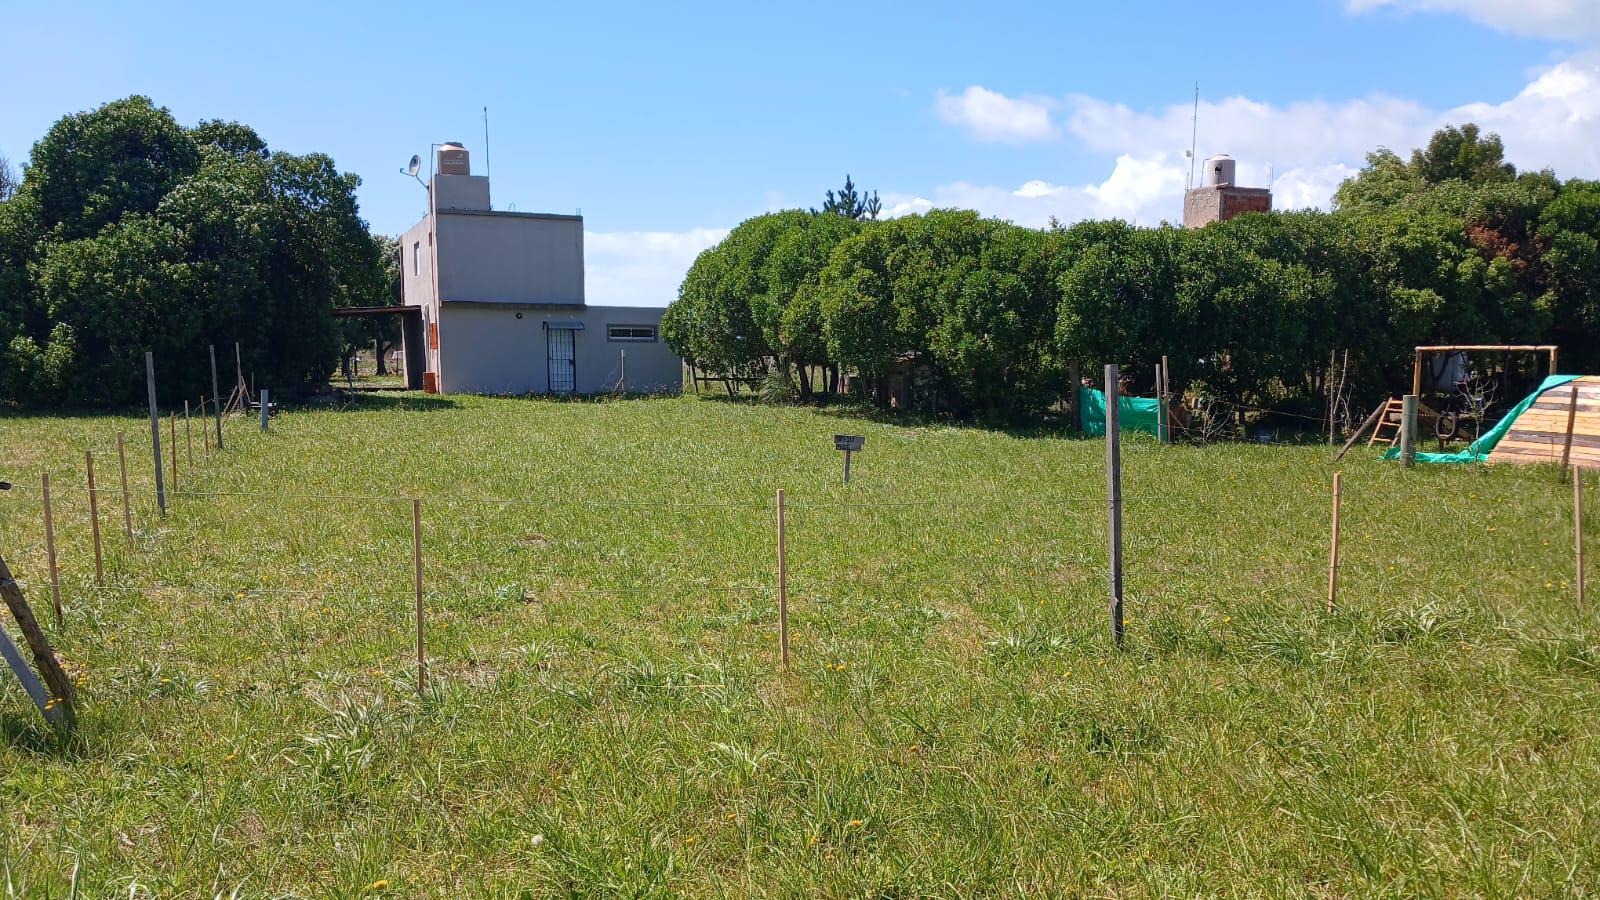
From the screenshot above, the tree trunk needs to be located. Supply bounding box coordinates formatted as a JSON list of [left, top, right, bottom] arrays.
[[375, 337, 391, 375]]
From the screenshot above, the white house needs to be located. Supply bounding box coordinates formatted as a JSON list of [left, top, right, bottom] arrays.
[[397, 143, 681, 395]]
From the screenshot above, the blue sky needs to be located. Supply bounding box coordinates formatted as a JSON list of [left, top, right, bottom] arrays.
[[3, 0, 1598, 304]]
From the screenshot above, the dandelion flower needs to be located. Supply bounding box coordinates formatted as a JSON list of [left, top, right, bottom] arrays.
[[847, 819, 864, 828], [365, 880, 389, 892]]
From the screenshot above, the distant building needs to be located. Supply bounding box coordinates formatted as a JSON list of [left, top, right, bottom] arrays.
[[1182, 154, 1272, 228], [398, 143, 680, 395]]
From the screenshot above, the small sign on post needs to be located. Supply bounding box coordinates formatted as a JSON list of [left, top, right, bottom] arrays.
[[834, 434, 865, 484]]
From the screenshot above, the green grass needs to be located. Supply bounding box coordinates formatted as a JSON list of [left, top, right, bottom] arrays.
[[0, 393, 1596, 896]]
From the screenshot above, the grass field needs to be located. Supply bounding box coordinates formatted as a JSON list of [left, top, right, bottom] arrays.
[[0, 393, 1595, 896]]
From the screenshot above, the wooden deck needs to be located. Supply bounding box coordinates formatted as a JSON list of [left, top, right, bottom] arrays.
[[1487, 376, 1600, 468]]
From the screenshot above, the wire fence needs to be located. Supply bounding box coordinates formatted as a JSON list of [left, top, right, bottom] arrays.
[[1, 397, 1592, 709]]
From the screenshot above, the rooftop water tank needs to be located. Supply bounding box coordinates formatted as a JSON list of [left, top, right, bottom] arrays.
[[1203, 154, 1235, 187], [437, 142, 470, 177]]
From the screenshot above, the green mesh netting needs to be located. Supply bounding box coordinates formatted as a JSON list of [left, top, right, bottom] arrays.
[[1078, 386, 1164, 438]]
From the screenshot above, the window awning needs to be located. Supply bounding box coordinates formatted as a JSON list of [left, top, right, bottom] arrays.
[[542, 320, 586, 330]]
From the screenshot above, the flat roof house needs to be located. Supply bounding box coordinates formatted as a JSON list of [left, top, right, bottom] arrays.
[[398, 143, 681, 395]]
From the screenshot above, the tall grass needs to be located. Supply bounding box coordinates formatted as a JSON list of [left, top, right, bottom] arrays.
[[0, 393, 1594, 896]]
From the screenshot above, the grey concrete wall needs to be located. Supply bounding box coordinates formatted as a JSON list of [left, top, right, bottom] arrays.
[[437, 304, 679, 395], [435, 212, 584, 305], [398, 218, 440, 376], [431, 174, 490, 212]]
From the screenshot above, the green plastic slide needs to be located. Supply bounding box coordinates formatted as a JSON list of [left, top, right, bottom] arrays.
[[1381, 374, 1579, 464]]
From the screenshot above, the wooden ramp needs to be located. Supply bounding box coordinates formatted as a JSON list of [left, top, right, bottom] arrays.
[[1488, 376, 1600, 467]]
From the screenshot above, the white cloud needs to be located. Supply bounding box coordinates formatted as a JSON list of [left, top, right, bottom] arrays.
[[1347, 0, 1600, 41], [1013, 180, 1066, 198], [904, 55, 1600, 229], [935, 86, 1059, 143], [584, 228, 727, 307]]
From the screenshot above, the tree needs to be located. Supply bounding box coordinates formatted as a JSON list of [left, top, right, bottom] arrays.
[[21, 96, 200, 242], [814, 174, 882, 220], [1408, 123, 1516, 185], [0, 97, 385, 406], [0, 154, 15, 201]]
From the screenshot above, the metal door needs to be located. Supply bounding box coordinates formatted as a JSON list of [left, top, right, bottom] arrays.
[[547, 327, 576, 393]]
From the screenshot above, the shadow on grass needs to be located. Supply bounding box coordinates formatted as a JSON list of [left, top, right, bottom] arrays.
[[320, 392, 464, 413], [0, 712, 78, 758], [691, 391, 1093, 441]]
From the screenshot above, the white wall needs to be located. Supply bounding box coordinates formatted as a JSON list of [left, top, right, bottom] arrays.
[[437, 304, 678, 395], [435, 212, 584, 305]]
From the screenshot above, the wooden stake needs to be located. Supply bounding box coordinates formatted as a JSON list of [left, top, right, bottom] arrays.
[[116, 432, 132, 539], [1577, 466, 1586, 612], [169, 412, 179, 493], [86, 452, 103, 587], [184, 400, 193, 468], [776, 489, 790, 671], [1105, 364, 1124, 647], [0, 553, 76, 733], [1156, 359, 1167, 444], [1336, 401, 1387, 462], [412, 499, 426, 695], [1561, 385, 1579, 478], [42, 473, 60, 631], [1067, 360, 1082, 430], [1327, 472, 1342, 613], [201, 397, 211, 455]]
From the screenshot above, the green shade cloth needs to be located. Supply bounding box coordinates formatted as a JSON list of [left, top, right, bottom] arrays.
[[1079, 386, 1163, 438], [1381, 374, 1580, 464]]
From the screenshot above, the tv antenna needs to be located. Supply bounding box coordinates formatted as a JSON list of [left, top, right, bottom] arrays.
[[1185, 83, 1200, 191]]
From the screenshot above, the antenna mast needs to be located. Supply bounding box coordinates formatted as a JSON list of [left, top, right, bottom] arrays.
[[483, 106, 491, 179], [1187, 83, 1200, 191]]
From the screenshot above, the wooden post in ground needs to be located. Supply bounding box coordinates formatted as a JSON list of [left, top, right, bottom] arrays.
[[620, 348, 627, 393], [1336, 401, 1387, 462], [1105, 364, 1124, 647], [1400, 394, 1418, 468], [145, 352, 166, 516], [1577, 466, 1586, 612], [1561, 385, 1579, 479], [42, 473, 60, 630], [169, 413, 179, 493], [1412, 347, 1424, 398], [1327, 472, 1343, 613], [86, 452, 103, 586], [1067, 360, 1082, 430], [776, 488, 789, 671], [116, 432, 132, 539], [184, 401, 193, 467], [1156, 358, 1167, 444], [412, 499, 426, 695], [201, 397, 211, 456], [209, 345, 224, 451], [0, 553, 76, 733]]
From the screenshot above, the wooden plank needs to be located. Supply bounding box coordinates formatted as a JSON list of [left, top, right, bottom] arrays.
[[0, 553, 75, 732]]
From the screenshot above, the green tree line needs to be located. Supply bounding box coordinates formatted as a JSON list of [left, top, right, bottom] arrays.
[[663, 125, 1600, 422], [0, 96, 391, 406]]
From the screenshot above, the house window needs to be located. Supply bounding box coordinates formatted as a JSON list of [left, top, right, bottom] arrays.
[[412, 242, 420, 276], [607, 324, 657, 342]]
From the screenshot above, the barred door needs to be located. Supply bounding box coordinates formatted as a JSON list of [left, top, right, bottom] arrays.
[[547, 327, 576, 393]]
